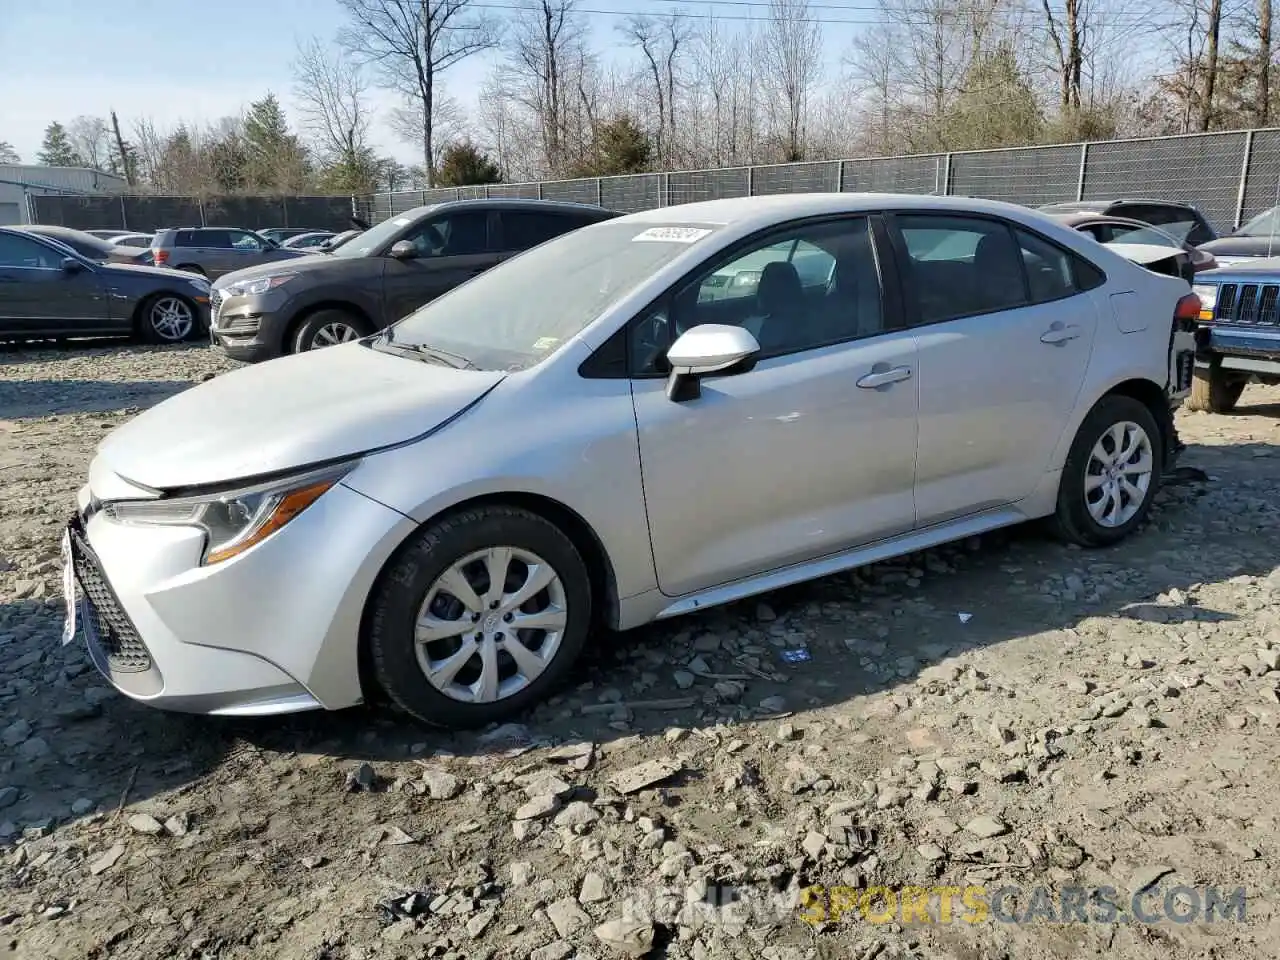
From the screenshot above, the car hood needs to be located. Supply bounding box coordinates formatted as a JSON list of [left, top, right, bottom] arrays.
[[103, 261, 208, 281], [212, 252, 348, 287], [1198, 236, 1280, 258], [1199, 254, 1280, 278], [95, 343, 504, 490]]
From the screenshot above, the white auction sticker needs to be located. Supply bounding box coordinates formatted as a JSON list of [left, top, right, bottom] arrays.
[[393, 217, 412, 226], [632, 226, 713, 244], [61, 529, 77, 646]]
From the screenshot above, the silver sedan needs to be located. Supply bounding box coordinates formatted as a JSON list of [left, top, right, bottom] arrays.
[[64, 193, 1199, 728]]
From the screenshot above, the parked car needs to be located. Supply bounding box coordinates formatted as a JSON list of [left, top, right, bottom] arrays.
[[1185, 259, 1280, 412], [109, 232, 156, 247], [84, 229, 136, 241], [17, 225, 153, 266], [1197, 205, 1280, 265], [210, 199, 618, 362], [281, 231, 335, 250], [318, 228, 362, 252], [1045, 211, 1217, 274], [0, 226, 211, 343], [150, 227, 307, 279], [1038, 199, 1218, 247], [259, 227, 320, 245], [65, 194, 1198, 728]]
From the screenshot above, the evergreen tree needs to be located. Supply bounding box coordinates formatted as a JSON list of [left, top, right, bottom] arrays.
[[435, 142, 503, 186], [243, 94, 309, 191], [0, 142, 18, 164], [37, 122, 82, 166]]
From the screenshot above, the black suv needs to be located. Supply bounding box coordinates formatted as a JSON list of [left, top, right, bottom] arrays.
[[1038, 199, 1218, 247], [209, 199, 619, 362]]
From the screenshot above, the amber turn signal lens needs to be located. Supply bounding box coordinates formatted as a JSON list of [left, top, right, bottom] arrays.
[[204, 479, 336, 564]]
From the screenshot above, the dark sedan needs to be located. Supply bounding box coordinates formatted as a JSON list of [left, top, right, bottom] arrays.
[[1043, 211, 1217, 274], [0, 227, 212, 343], [1198, 205, 1280, 264], [18, 224, 154, 266]]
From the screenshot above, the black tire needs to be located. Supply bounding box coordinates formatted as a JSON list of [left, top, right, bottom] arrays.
[[139, 293, 199, 344], [1048, 395, 1164, 548], [175, 264, 206, 277], [1187, 362, 1247, 413], [290, 308, 372, 354], [367, 506, 593, 729]]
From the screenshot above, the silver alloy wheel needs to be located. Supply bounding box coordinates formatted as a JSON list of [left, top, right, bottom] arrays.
[[149, 297, 194, 341], [309, 321, 361, 348], [414, 546, 568, 703], [1084, 420, 1154, 528]]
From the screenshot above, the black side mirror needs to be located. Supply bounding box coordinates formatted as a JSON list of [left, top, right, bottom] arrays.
[[389, 240, 418, 259], [62, 257, 85, 274]]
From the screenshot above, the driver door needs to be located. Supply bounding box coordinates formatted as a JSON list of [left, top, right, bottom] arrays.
[[381, 209, 499, 324], [630, 215, 920, 598]]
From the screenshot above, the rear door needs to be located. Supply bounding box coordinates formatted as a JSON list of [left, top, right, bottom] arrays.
[[190, 229, 234, 277], [380, 209, 497, 323], [890, 213, 1101, 525]]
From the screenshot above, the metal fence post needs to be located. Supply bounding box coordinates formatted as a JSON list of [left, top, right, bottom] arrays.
[[747, 165, 755, 197], [120, 195, 128, 230], [941, 154, 953, 195], [1235, 129, 1254, 229], [538, 182, 544, 200], [835, 159, 844, 192], [1076, 143, 1089, 201], [596, 178, 603, 206], [198, 197, 206, 226]]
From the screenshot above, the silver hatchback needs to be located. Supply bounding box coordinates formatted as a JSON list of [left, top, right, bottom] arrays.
[[66, 194, 1198, 728]]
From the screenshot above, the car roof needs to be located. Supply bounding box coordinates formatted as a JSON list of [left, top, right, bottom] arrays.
[[1040, 198, 1201, 212], [1045, 211, 1154, 229], [616, 193, 1069, 231], [400, 198, 618, 219]]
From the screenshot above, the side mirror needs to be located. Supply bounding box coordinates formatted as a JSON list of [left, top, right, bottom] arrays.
[[389, 240, 418, 259], [665, 324, 760, 401], [61, 257, 85, 274]]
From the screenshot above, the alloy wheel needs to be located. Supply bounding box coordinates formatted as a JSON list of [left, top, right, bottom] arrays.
[[1084, 420, 1154, 528], [309, 322, 361, 348], [149, 297, 194, 341], [414, 546, 568, 704]]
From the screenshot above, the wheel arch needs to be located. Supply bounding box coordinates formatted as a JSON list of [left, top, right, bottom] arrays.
[[1052, 375, 1173, 472], [355, 490, 622, 706], [283, 300, 377, 353]]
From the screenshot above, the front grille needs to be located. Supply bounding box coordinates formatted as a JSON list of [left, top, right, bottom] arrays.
[[1214, 282, 1280, 325], [67, 519, 153, 674]]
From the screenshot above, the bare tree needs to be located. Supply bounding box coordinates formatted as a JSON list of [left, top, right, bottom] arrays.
[[388, 91, 468, 170], [292, 37, 377, 190], [620, 13, 690, 168], [337, 0, 498, 186], [67, 116, 110, 170], [759, 0, 821, 160], [1041, 0, 1085, 111], [1203, 0, 1226, 128], [1260, 0, 1273, 122], [504, 0, 585, 174]]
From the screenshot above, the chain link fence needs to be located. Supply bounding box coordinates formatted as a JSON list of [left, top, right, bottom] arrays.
[[353, 127, 1280, 234], [29, 194, 356, 232], [29, 127, 1280, 235]]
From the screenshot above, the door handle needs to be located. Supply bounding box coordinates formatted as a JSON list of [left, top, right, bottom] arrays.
[[1040, 323, 1082, 344], [856, 365, 913, 388]]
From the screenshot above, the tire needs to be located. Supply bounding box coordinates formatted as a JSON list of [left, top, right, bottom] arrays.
[[290, 309, 372, 354], [1048, 395, 1164, 548], [366, 506, 593, 729], [140, 294, 198, 344], [1187, 362, 1247, 413], [175, 264, 206, 277]]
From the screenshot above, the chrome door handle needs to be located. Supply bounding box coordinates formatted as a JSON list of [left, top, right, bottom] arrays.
[[857, 365, 913, 388], [1040, 324, 1081, 344]]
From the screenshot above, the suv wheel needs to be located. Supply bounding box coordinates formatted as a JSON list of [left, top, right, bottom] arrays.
[[1049, 395, 1164, 547], [1187, 360, 1247, 413], [292, 309, 371, 353], [141, 295, 196, 343], [366, 506, 593, 728]]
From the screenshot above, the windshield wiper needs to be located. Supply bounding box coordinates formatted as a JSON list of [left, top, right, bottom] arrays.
[[370, 336, 475, 370]]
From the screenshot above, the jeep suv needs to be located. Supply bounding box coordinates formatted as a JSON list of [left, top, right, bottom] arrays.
[[151, 227, 307, 279], [209, 199, 619, 362], [1187, 262, 1280, 412]]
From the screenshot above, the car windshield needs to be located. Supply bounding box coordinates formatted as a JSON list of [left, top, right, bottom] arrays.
[[1236, 206, 1280, 237], [329, 208, 438, 258], [374, 221, 720, 371], [1102, 225, 1181, 249]]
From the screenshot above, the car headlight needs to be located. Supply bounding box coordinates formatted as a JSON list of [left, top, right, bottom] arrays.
[[224, 274, 295, 297], [1191, 283, 1218, 318], [103, 461, 355, 565]]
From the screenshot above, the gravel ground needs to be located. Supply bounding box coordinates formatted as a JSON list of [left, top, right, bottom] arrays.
[[2, 342, 1280, 960]]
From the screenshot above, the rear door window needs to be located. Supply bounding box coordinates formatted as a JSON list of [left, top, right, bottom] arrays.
[[195, 230, 233, 248], [895, 215, 1030, 323], [499, 211, 577, 251]]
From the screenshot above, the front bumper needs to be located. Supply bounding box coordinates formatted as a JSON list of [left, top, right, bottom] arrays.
[[67, 478, 416, 716], [209, 288, 290, 362], [1198, 323, 1280, 375]]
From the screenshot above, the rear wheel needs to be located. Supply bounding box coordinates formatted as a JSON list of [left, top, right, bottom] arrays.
[[366, 506, 593, 729], [1187, 360, 1247, 413], [291, 309, 371, 353], [140, 294, 197, 344], [1049, 395, 1163, 547]]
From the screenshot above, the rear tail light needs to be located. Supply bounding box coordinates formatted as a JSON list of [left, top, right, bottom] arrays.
[[1174, 292, 1201, 321], [153, 248, 168, 266]]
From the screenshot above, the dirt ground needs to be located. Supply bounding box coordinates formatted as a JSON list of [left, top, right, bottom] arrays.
[[1, 343, 1279, 960]]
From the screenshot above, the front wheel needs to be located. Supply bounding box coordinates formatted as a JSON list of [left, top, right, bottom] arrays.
[[1187, 361, 1247, 413], [291, 309, 371, 353], [141, 294, 197, 343], [366, 506, 593, 728], [1049, 395, 1163, 547]]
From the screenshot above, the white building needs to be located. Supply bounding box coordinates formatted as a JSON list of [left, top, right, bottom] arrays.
[[0, 164, 128, 225]]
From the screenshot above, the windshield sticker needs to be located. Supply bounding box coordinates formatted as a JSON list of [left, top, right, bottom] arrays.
[[393, 217, 411, 226], [632, 226, 713, 244], [532, 336, 560, 351]]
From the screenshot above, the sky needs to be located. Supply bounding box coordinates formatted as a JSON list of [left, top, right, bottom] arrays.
[[0, 0, 863, 169]]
